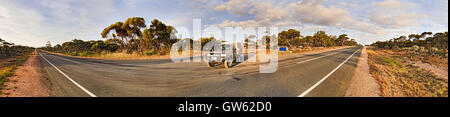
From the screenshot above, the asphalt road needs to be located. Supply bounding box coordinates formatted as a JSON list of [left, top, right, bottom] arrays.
[[37, 47, 362, 97]]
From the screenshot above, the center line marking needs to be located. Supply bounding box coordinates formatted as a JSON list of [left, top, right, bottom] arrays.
[[297, 49, 348, 64], [46, 54, 82, 64], [298, 48, 360, 97], [39, 52, 97, 97]]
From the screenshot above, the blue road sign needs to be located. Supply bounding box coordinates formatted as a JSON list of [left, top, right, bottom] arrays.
[[279, 47, 287, 51]]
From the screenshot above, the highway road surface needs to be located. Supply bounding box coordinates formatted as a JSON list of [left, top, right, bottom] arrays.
[[37, 47, 362, 97]]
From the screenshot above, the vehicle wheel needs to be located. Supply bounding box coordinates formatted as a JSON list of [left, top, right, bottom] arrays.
[[207, 62, 214, 67], [224, 60, 233, 69]]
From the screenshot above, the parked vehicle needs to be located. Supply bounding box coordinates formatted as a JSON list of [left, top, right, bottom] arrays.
[[205, 42, 240, 69]]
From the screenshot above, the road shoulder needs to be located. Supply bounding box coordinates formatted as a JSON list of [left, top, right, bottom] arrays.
[[345, 46, 380, 97], [0, 51, 52, 97]]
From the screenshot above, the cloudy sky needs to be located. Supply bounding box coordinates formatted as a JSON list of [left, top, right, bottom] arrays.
[[0, 0, 448, 47]]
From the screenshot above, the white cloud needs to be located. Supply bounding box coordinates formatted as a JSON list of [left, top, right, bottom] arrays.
[[0, 0, 117, 47], [218, 20, 258, 28], [40, 0, 115, 25], [214, 4, 229, 11], [289, 1, 352, 26], [216, 0, 385, 34], [213, 0, 252, 16], [251, 2, 290, 21], [373, 0, 405, 8], [370, 0, 423, 28], [339, 2, 358, 8], [0, 0, 48, 47]]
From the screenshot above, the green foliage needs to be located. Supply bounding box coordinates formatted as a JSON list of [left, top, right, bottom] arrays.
[[200, 37, 216, 49], [428, 47, 439, 55], [371, 31, 448, 59], [143, 50, 157, 56], [102, 17, 147, 53], [0, 38, 34, 58], [278, 29, 302, 48], [275, 29, 359, 49], [0, 38, 32, 88], [412, 45, 420, 51], [382, 57, 402, 68], [337, 34, 349, 46], [372, 32, 448, 50], [142, 19, 176, 53], [0, 55, 31, 90], [0, 66, 15, 86], [42, 39, 119, 56]]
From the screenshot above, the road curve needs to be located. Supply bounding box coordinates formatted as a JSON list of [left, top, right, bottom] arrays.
[[37, 47, 362, 97]]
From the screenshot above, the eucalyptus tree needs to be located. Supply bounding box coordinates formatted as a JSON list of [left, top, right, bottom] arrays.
[[278, 29, 302, 48], [102, 17, 146, 53], [122, 17, 146, 53], [408, 34, 423, 41], [102, 22, 128, 51], [0, 38, 33, 58], [421, 32, 433, 38], [313, 31, 330, 47], [142, 19, 175, 53], [337, 34, 349, 46]]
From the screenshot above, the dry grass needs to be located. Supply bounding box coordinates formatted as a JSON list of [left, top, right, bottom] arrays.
[[0, 66, 15, 86], [395, 48, 448, 70], [0, 52, 32, 94], [367, 48, 448, 97]]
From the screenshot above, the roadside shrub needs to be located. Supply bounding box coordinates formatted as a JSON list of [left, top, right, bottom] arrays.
[[78, 52, 87, 56], [392, 45, 400, 50], [436, 49, 448, 58], [419, 47, 426, 53], [126, 50, 134, 54], [428, 47, 439, 55], [69, 52, 79, 56], [412, 45, 420, 51], [402, 47, 411, 51], [0, 66, 16, 86], [144, 50, 157, 56]]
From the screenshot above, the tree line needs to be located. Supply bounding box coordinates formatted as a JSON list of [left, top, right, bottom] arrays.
[[371, 32, 448, 50], [276, 29, 359, 49], [0, 38, 34, 58], [44, 17, 177, 56], [44, 17, 360, 56], [44, 39, 119, 56]]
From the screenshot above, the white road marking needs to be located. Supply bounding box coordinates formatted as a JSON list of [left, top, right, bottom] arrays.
[[298, 48, 360, 97], [46, 53, 137, 67], [38, 52, 97, 97], [46, 54, 82, 64], [297, 50, 346, 64], [120, 64, 135, 66]]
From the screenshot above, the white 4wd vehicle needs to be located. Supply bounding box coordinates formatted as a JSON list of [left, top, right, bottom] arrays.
[[205, 42, 241, 69]]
